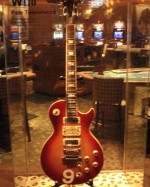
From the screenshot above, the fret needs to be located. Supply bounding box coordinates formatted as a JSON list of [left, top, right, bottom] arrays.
[[67, 85, 76, 88], [67, 107, 77, 111], [67, 90, 76, 92], [67, 55, 76, 59], [67, 106, 77, 110], [67, 99, 76, 102], [67, 69, 76, 72], [67, 103, 77, 106], [67, 95, 76, 98], [68, 83, 75, 87], [67, 77, 76, 80], [67, 94, 76, 97]]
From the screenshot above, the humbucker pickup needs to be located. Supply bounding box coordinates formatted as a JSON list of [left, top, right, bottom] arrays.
[[63, 138, 81, 146], [62, 126, 81, 136], [63, 117, 80, 124]]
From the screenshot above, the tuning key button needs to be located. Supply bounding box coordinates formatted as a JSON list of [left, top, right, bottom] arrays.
[[76, 172, 82, 178], [84, 167, 90, 173], [93, 150, 99, 156], [52, 109, 60, 116], [93, 162, 99, 168], [84, 156, 90, 162]]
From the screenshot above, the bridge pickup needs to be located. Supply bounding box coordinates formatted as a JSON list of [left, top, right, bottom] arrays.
[[63, 126, 81, 136], [62, 155, 82, 162], [63, 138, 81, 146]]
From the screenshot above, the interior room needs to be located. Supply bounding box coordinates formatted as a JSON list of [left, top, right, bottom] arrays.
[[0, 0, 150, 186]]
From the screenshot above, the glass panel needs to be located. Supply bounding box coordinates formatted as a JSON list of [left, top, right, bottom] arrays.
[[2, 0, 29, 185], [0, 2, 14, 187], [124, 1, 149, 187], [125, 0, 149, 164], [1, 0, 149, 186]]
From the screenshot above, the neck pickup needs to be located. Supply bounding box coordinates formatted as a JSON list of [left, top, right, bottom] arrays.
[[63, 117, 80, 124]]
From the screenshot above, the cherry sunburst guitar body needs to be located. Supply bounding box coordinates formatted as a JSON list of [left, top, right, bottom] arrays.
[[41, 0, 103, 185], [41, 100, 103, 185]]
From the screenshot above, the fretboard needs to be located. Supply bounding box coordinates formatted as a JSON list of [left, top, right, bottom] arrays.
[[66, 24, 77, 119]]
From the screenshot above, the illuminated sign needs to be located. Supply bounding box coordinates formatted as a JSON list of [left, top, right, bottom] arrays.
[[89, 0, 107, 8], [114, 20, 125, 30], [11, 0, 36, 6]]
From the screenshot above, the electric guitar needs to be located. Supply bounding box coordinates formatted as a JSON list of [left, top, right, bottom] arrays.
[[41, 0, 103, 185]]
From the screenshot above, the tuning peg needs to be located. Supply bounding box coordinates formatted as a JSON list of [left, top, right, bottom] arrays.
[[59, 76, 65, 80], [77, 76, 83, 80]]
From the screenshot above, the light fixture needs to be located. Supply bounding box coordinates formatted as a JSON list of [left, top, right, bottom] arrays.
[[89, 0, 108, 8]]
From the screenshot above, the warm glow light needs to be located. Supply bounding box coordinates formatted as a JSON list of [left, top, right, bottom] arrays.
[[114, 20, 125, 29], [85, 9, 92, 14], [96, 41, 104, 45], [117, 42, 123, 46], [89, 0, 108, 8]]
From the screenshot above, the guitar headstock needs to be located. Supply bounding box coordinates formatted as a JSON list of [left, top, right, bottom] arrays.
[[63, 0, 84, 23]]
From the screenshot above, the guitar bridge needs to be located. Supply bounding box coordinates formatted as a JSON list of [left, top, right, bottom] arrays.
[[62, 148, 81, 162], [62, 155, 82, 162]]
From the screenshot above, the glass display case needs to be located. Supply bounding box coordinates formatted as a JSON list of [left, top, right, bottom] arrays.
[[0, 0, 149, 186]]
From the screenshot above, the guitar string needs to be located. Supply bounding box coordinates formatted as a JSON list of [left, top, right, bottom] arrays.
[[66, 24, 79, 147]]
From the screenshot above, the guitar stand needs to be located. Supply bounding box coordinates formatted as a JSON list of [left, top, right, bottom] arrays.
[[53, 179, 94, 187], [86, 179, 94, 186]]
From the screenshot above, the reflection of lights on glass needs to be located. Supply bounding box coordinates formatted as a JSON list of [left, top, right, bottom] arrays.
[[53, 31, 63, 39], [96, 41, 104, 45], [114, 21, 125, 29], [89, 0, 108, 8], [86, 9, 92, 14], [117, 42, 123, 46], [83, 9, 92, 19]]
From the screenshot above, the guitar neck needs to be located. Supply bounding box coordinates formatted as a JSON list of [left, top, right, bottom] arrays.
[[66, 24, 77, 119]]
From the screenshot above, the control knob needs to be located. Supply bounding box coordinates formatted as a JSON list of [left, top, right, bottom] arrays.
[[93, 162, 99, 168], [76, 172, 82, 178], [84, 167, 90, 173], [84, 156, 90, 162], [93, 150, 99, 156]]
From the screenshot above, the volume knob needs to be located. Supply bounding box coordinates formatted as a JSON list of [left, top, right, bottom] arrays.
[[76, 172, 82, 178], [93, 162, 99, 168], [84, 167, 90, 173], [93, 150, 99, 156], [52, 109, 60, 116], [84, 156, 90, 162]]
